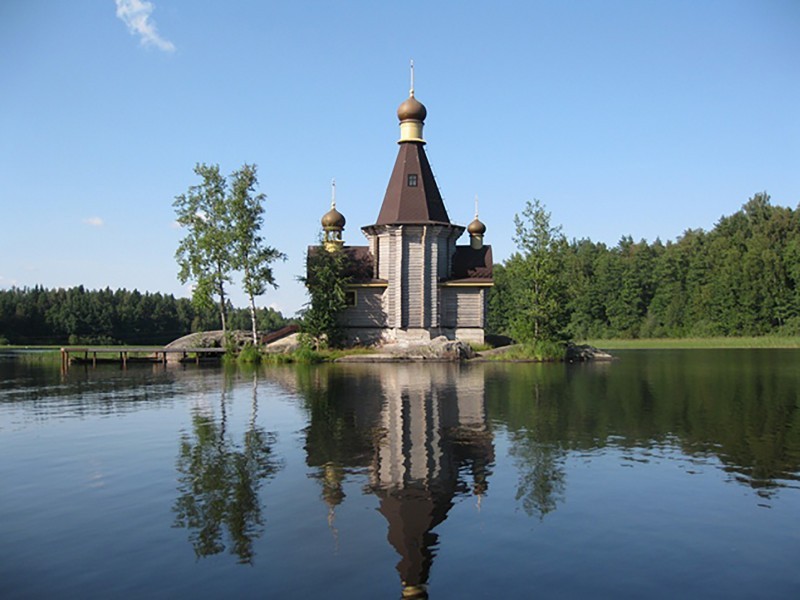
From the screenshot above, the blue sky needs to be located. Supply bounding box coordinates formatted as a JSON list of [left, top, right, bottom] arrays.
[[1, 0, 798, 316]]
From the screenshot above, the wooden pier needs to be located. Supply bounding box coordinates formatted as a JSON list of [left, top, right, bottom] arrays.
[[60, 346, 227, 369]]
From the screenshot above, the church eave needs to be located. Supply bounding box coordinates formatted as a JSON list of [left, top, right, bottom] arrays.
[[439, 279, 494, 287], [361, 221, 464, 234]]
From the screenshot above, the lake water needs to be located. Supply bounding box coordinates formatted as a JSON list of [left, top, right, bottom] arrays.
[[1, 349, 798, 599]]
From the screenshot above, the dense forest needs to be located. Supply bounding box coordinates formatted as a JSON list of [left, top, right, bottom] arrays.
[[489, 192, 800, 340], [0, 287, 290, 345]]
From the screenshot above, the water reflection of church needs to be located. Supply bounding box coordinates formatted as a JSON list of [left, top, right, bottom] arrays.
[[303, 365, 493, 599]]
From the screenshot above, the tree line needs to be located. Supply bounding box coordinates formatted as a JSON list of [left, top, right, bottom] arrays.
[[489, 192, 800, 341], [0, 286, 290, 346]]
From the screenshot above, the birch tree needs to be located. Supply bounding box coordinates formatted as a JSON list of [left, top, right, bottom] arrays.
[[174, 164, 233, 340], [228, 164, 286, 344]]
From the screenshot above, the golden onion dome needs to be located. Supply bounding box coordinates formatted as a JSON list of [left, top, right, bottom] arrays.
[[467, 217, 486, 235], [321, 207, 345, 229], [397, 94, 427, 122]]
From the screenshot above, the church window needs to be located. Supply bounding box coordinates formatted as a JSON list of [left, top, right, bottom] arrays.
[[407, 174, 418, 187]]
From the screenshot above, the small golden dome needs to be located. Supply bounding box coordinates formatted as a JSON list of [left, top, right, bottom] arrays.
[[467, 217, 486, 235], [321, 207, 345, 229], [397, 95, 427, 122]]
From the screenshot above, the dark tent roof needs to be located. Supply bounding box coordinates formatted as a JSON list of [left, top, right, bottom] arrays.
[[448, 245, 493, 282], [371, 143, 451, 226], [377, 486, 453, 588], [306, 246, 383, 284]]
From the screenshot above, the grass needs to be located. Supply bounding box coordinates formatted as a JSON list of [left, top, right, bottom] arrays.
[[262, 347, 325, 364], [261, 345, 380, 364], [481, 340, 567, 362], [582, 336, 800, 350], [468, 342, 494, 353], [234, 344, 263, 364]]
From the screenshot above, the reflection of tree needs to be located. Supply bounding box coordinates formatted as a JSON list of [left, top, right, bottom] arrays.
[[298, 366, 383, 542], [506, 382, 566, 519], [510, 438, 566, 519], [600, 350, 800, 499], [173, 372, 281, 564], [484, 350, 800, 505], [483, 366, 569, 519]]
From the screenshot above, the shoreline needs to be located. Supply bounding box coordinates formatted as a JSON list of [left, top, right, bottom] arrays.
[[4, 335, 800, 364], [585, 336, 800, 350]]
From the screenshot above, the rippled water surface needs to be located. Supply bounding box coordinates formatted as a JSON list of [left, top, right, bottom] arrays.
[[1, 349, 799, 599]]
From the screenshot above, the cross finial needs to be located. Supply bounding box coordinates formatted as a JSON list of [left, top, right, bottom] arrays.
[[474, 194, 479, 219], [331, 178, 336, 209], [410, 59, 415, 97]]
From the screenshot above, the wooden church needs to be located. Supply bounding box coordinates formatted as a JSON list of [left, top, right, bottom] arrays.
[[314, 72, 493, 344]]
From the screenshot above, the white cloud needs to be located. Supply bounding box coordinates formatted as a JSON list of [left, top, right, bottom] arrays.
[[83, 217, 105, 227], [0, 275, 18, 287], [115, 0, 175, 52]]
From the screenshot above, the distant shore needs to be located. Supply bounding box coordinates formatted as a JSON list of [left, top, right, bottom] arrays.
[[584, 336, 800, 350], [3, 335, 800, 362]]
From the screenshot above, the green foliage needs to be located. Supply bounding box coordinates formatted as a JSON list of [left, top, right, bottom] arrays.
[[300, 243, 349, 350], [468, 342, 494, 353], [261, 352, 296, 364], [262, 346, 326, 364], [174, 164, 234, 337], [490, 192, 800, 343], [228, 164, 286, 343], [227, 306, 292, 333], [174, 163, 285, 345], [501, 199, 570, 344], [776, 316, 800, 337], [485, 341, 567, 361], [0, 285, 291, 345], [236, 343, 263, 364], [487, 263, 512, 335], [293, 345, 327, 363], [67, 333, 117, 346]]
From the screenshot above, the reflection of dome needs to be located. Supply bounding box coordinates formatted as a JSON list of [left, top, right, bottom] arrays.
[[402, 583, 429, 599], [321, 207, 345, 229], [467, 217, 486, 235], [322, 463, 345, 507], [397, 95, 427, 122]]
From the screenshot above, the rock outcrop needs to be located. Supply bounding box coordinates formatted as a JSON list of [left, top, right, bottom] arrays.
[[165, 330, 252, 350], [163, 330, 253, 362], [264, 332, 302, 353], [335, 336, 475, 363], [565, 344, 614, 362]]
